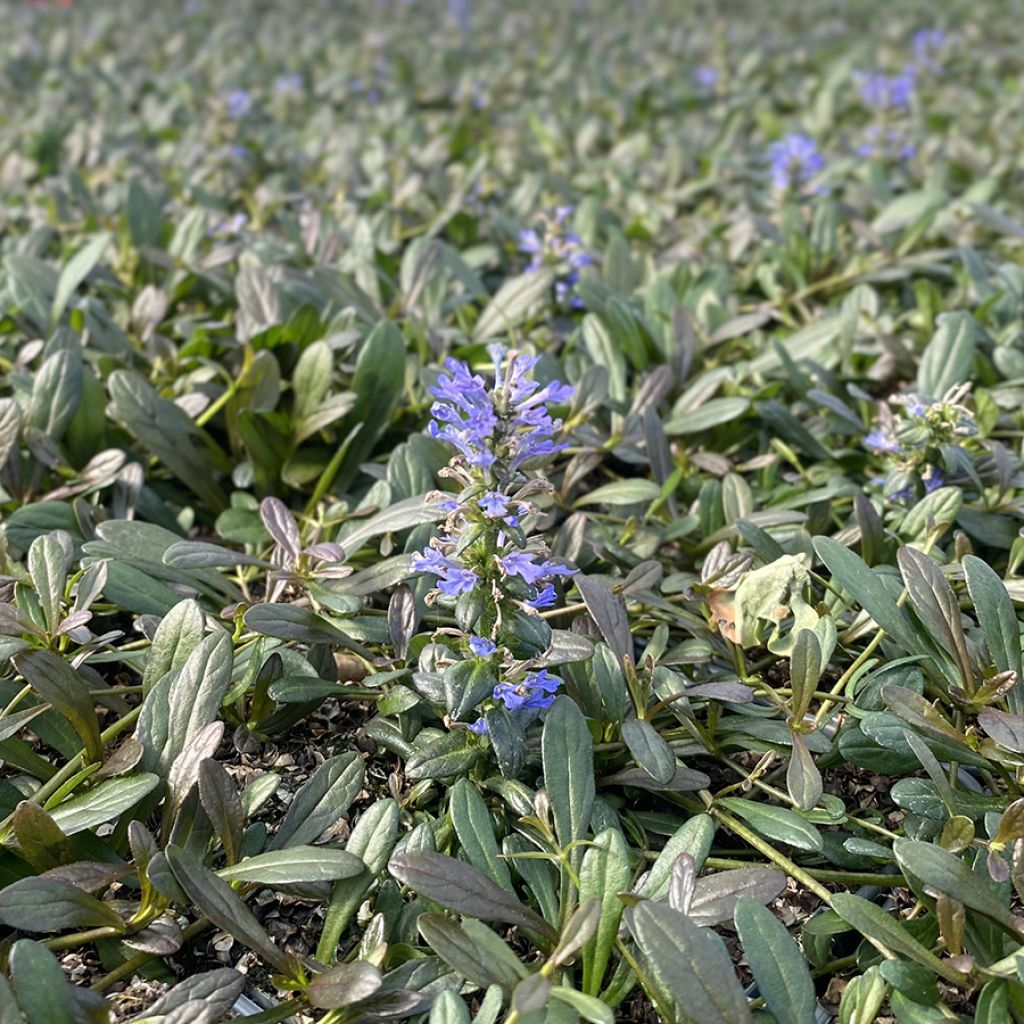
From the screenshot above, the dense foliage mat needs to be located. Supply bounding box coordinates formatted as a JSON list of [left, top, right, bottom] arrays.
[[2, 0, 1024, 1021]]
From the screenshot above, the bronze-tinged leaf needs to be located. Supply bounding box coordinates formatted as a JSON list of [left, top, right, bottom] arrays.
[[389, 851, 555, 939]]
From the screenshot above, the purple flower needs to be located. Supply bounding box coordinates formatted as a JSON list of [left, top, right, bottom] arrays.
[[527, 583, 558, 609], [767, 133, 824, 191], [479, 492, 510, 517], [275, 73, 303, 95], [438, 497, 462, 513], [412, 547, 455, 575], [856, 69, 916, 110], [493, 669, 561, 712], [501, 552, 577, 586], [469, 636, 497, 657], [518, 229, 543, 256], [864, 429, 901, 454], [923, 467, 944, 493], [436, 567, 480, 597], [695, 66, 718, 90], [226, 89, 252, 119], [912, 28, 945, 67], [468, 717, 489, 734]]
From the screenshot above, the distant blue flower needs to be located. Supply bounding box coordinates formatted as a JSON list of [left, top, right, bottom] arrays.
[[438, 497, 461, 513], [864, 429, 901, 454], [211, 212, 248, 236], [856, 69, 916, 110], [275, 73, 303, 95], [226, 89, 252, 119], [766, 133, 824, 191], [519, 229, 543, 258], [469, 636, 497, 657], [923, 467, 944, 493], [468, 717, 488, 734], [907, 399, 928, 417], [448, 0, 471, 33], [912, 28, 945, 67], [695, 66, 718, 90], [493, 669, 561, 712]]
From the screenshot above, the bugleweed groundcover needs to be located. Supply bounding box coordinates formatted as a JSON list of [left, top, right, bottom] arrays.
[[2, 0, 1024, 1021]]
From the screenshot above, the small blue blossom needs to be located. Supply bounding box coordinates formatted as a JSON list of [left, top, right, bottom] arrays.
[[493, 669, 561, 712], [210, 212, 248, 236], [767, 133, 825, 191], [695, 66, 718, 90], [275, 73, 303, 95], [411, 547, 456, 575], [468, 717, 489, 734], [501, 551, 577, 586], [864, 429, 901, 454], [856, 68, 916, 110], [226, 89, 252, 119], [469, 636, 497, 657], [923, 467, 944, 493], [527, 583, 558, 609], [518, 210, 594, 308], [437, 567, 480, 597], [479, 492, 510, 517], [912, 28, 945, 68]]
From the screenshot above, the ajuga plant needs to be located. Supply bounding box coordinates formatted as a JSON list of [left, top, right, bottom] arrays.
[[410, 345, 578, 745]]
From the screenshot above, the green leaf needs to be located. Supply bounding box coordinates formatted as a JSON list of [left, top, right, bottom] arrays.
[[621, 718, 676, 785], [786, 733, 823, 812], [450, 779, 512, 891], [217, 847, 365, 886], [26, 533, 70, 635], [307, 961, 382, 1010], [549, 986, 615, 1024], [51, 232, 111, 326], [389, 851, 555, 938], [474, 268, 556, 340], [268, 752, 363, 850], [626, 900, 753, 1024], [9, 940, 77, 1023], [897, 547, 970, 687], [429, 990, 471, 1024], [893, 839, 1024, 938], [574, 575, 631, 663], [829, 892, 968, 985], [317, 798, 400, 964], [574, 479, 663, 507], [543, 696, 595, 878], [718, 797, 823, 852], [813, 537, 917, 652], [734, 898, 816, 1024], [871, 190, 947, 234], [418, 914, 525, 991], [636, 814, 715, 900], [47, 774, 161, 835], [165, 844, 297, 975], [0, 877, 123, 933], [964, 555, 1024, 715], [335, 320, 407, 489], [663, 396, 751, 436], [12, 650, 103, 764], [916, 311, 978, 399], [579, 828, 632, 996], [108, 370, 227, 512]]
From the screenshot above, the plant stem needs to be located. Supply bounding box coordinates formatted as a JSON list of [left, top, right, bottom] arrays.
[[0, 706, 142, 842], [711, 805, 835, 903], [91, 917, 210, 993]]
